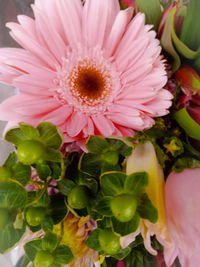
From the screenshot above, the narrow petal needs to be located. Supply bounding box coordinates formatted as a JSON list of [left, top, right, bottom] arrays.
[[66, 112, 87, 137], [40, 105, 72, 125], [92, 114, 115, 136], [82, 0, 120, 48]]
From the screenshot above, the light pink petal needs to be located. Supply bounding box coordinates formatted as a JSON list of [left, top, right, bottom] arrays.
[[7, 23, 57, 69], [31, 6, 67, 62], [40, 105, 72, 125], [92, 114, 115, 136], [82, 117, 94, 137], [66, 112, 87, 137], [56, 0, 82, 48], [82, 0, 120, 48], [104, 7, 133, 57]]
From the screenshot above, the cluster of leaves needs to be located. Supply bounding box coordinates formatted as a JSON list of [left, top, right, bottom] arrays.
[[132, 117, 200, 177], [0, 122, 161, 266]]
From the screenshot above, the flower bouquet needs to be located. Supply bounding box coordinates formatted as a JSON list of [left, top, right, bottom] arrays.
[[0, 0, 200, 266]]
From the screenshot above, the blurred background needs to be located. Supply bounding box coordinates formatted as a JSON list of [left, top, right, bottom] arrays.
[[0, 0, 33, 165], [0, 2, 33, 265]]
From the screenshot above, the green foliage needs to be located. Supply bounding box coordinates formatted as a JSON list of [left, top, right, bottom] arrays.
[[53, 245, 74, 264], [172, 157, 200, 172], [137, 193, 158, 223], [100, 172, 126, 196], [112, 214, 140, 236], [124, 172, 148, 196]]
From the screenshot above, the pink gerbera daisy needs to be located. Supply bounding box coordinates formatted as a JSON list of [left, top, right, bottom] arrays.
[[0, 0, 172, 147]]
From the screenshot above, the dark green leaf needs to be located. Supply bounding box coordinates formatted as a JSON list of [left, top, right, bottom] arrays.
[[100, 172, 126, 196], [37, 191, 51, 207], [106, 137, 133, 156], [137, 193, 158, 223], [0, 222, 26, 253], [51, 162, 62, 180], [172, 157, 200, 172], [44, 148, 63, 162], [95, 197, 113, 216], [19, 255, 30, 267], [0, 180, 27, 209], [50, 194, 68, 224], [3, 152, 17, 168], [135, 0, 162, 30], [41, 217, 54, 231], [54, 245, 74, 264], [37, 122, 63, 149], [4, 127, 26, 146], [79, 153, 102, 177], [85, 229, 101, 251], [180, 0, 200, 51], [153, 144, 165, 168], [78, 172, 98, 194], [24, 239, 42, 261], [86, 136, 110, 154], [12, 162, 31, 186], [112, 214, 140, 236], [113, 247, 131, 260], [19, 123, 40, 139], [58, 179, 76, 196], [42, 231, 58, 251], [35, 164, 51, 181], [124, 172, 148, 197]]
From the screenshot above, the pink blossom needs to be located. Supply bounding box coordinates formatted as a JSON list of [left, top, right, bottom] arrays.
[[164, 168, 200, 267], [0, 0, 172, 147]]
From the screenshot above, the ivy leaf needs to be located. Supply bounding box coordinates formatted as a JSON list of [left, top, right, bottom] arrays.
[[58, 179, 76, 196], [35, 164, 51, 181], [37, 122, 63, 149], [54, 245, 74, 264], [4, 127, 26, 146], [12, 162, 31, 186], [95, 196, 113, 216], [79, 153, 102, 177], [24, 239, 42, 261], [100, 172, 126, 196], [112, 214, 140, 236], [0, 180, 27, 209], [106, 137, 133, 156], [0, 222, 26, 253], [44, 148, 63, 162], [124, 172, 148, 197], [137, 193, 158, 223], [19, 123, 40, 139], [3, 152, 17, 168], [85, 229, 102, 251], [86, 136, 110, 154]]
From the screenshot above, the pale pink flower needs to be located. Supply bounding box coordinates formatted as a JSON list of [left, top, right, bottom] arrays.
[[164, 168, 200, 267], [0, 0, 172, 147]]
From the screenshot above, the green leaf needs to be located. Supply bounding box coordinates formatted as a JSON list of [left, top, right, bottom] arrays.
[[4, 127, 26, 146], [173, 108, 200, 140], [160, 7, 181, 72], [124, 172, 148, 197], [135, 0, 162, 30], [50, 194, 68, 224], [42, 231, 58, 251], [180, 0, 200, 51], [79, 153, 102, 177], [12, 162, 31, 186], [19, 255, 30, 267], [35, 164, 51, 181], [113, 247, 131, 260], [54, 245, 74, 264], [3, 152, 17, 168], [112, 214, 140, 236], [78, 172, 98, 194], [37, 122, 63, 149], [44, 148, 63, 162], [100, 172, 126, 196], [106, 137, 133, 156], [172, 157, 200, 172], [95, 197, 113, 216], [58, 179, 76, 196], [0, 222, 26, 253], [41, 217, 54, 232], [137, 193, 158, 223], [19, 123, 40, 139], [86, 136, 110, 154], [24, 239, 42, 261], [0, 180, 27, 209], [51, 162, 62, 180], [85, 229, 102, 251]]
